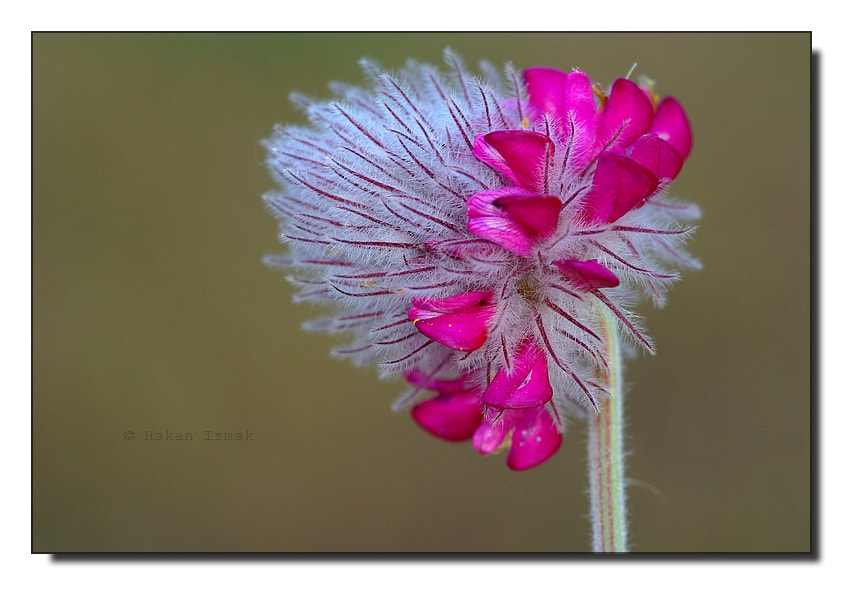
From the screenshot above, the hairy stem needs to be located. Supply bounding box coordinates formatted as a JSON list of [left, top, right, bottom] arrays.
[[588, 307, 628, 552]]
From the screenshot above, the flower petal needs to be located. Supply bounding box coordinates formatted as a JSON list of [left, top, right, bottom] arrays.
[[483, 339, 553, 409], [554, 259, 620, 291], [506, 405, 563, 470], [578, 152, 659, 226], [595, 78, 654, 154], [563, 70, 598, 154], [467, 187, 561, 257], [404, 370, 469, 394], [411, 390, 484, 442], [473, 130, 554, 191], [628, 133, 684, 182], [467, 214, 533, 258], [650, 97, 693, 160], [413, 313, 491, 352], [409, 291, 495, 351], [409, 291, 492, 317], [523, 67, 567, 118], [523, 68, 598, 148], [472, 407, 515, 455], [493, 191, 562, 238]]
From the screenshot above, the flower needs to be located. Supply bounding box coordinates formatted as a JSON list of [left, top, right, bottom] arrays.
[[263, 51, 699, 470]]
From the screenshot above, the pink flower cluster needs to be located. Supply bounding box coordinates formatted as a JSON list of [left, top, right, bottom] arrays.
[[264, 53, 698, 470], [405, 67, 693, 469]]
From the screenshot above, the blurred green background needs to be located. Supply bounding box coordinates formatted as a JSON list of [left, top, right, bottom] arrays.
[[32, 33, 810, 552]]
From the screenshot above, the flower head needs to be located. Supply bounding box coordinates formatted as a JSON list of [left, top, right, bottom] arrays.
[[264, 51, 699, 470]]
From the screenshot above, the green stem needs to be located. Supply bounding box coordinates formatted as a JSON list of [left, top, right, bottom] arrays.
[[588, 307, 628, 553]]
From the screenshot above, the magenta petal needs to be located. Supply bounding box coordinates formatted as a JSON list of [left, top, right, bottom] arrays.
[[563, 70, 598, 151], [524, 68, 597, 145], [411, 391, 484, 442], [596, 78, 654, 154], [409, 291, 492, 317], [472, 130, 554, 191], [472, 407, 516, 454], [467, 187, 561, 257], [492, 192, 561, 239], [467, 187, 533, 256], [578, 152, 659, 226], [467, 214, 533, 257], [523, 67, 567, 118], [554, 259, 620, 291], [409, 291, 495, 351], [483, 339, 553, 409], [414, 312, 491, 352], [650, 97, 693, 160], [506, 406, 563, 470], [628, 133, 684, 182], [404, 370, 469, 395]]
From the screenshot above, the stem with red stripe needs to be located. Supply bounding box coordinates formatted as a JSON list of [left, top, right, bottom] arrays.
[[588, 306, 628, 552]]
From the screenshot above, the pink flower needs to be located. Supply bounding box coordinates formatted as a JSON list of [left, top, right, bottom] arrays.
[[466, 187, 561, 257], [473, 403, 562, 471], [408, 356, 563, 470], [553, 259, 621, 292], [482, 338, 553, 410], [523, 67, 693, 164], [407, 371, 484, 442], [408, 291, 495, 352], [264, 52, 699, 470]]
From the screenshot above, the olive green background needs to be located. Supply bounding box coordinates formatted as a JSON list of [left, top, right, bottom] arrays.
[[33, 33, 811, 553]]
